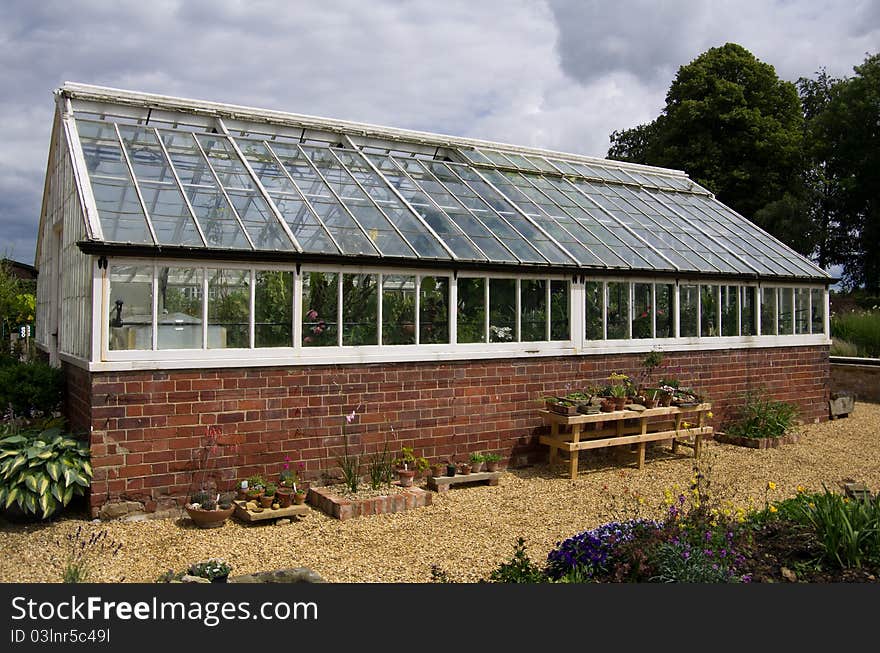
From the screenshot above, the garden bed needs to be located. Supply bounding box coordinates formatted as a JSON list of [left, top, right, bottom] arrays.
[[308, 484, 432, 521]]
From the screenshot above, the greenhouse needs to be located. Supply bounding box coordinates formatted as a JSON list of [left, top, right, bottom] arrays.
[[34, 83, 832, 516]]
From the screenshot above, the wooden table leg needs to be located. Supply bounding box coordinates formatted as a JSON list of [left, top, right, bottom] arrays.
[[569, 424, 581, 480], [549, 421, 559, 470], [672, 413, 682, 454], [637, 416, 647, 469]]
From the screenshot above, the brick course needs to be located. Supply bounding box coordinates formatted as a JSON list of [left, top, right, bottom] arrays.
[[70, 345, 830, 517]]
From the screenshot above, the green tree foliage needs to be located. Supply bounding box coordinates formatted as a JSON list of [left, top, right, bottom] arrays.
[[805, 54, 880, 291], [609, 43, 806, 252], [0, 260, 36, 342]]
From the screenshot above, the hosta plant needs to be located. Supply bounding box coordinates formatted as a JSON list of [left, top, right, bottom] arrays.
[[0, 419, 91, 519]]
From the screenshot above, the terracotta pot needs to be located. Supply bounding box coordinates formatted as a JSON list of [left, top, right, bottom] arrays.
[[430, 464, 446, 478], [458, 463, 472, 475], [397, 468, 417, 487], [293, 492, 307, 505], [485, 460, 499, 472], [276, 488, 293, 508], [613, 396, 627, 410], [259, 494, 274, 509], [470, 461, 484, 473], [185, 505, 234, 529], [245, 489, 263, 502]]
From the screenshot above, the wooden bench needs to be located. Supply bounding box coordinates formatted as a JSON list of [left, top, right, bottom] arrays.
[[427, 470, 501, 493], [540, 403, 713, 479]]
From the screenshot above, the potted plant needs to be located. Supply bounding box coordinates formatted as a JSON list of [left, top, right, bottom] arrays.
[[245, 474, 265, 502], [458, 461, 472, 475], [608, 372, 630, 410], [188, 558, 232, 583], [484, 452, 502, 472], [469, 452, 485, 473], [544, 396, 578, 416], [185, 490, 235, 529], [430, 461, 447, 478], [445, 459, 457, 477], [393, 447, 429, 487], [293, 487, 308, 504], [260, 483, 276, 509]]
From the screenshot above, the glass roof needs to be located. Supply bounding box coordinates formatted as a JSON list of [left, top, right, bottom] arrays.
[[71, 109, 829, 280]]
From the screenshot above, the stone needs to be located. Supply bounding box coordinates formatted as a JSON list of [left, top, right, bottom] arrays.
[[781, 567, 797, 582], [97, 500, 145, 520], [275, 518, 291, 525], [180, 574, 211, 583], [229, 568, 325, 583]]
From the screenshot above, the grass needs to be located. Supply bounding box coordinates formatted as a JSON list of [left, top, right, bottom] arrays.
[[831, 310, 880, 357]]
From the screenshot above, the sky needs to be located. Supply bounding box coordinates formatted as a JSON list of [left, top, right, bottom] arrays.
[[1, 0, 877, 267]]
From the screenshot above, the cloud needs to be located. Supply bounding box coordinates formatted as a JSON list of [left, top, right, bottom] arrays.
[[0, 0, 876, 267]]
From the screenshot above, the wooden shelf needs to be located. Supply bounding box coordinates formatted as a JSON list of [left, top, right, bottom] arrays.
[[233, 499, 309, 522], [427, 471, 501, 493]]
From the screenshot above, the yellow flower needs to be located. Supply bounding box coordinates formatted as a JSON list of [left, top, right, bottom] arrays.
[[706, 411, 714, 419], [808, 502, 815, 509], [767, 481, 777, 491], [768, 505, 778, 513], [797, 485, 806, 494], [681, 421, 691, 429]]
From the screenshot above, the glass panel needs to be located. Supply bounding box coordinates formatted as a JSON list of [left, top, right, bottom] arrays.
[[207, 268, 250, 349], [585, 281, 603, 340], [255, 270, 293, 347], [158, 267, 203, 349], [721, 285, 739, 336], [521, 279, 547, 341], [550, 280, 570, 340], [778, 288, 794, 335], [632, 283, 653, 339], [761, 287, 777, 335], [606, 282, 629, 340], [226, 190, 290, 250], [795, 288, 811, 335], [489, 278, 517, 343], [382, 274, 416, 345], [302, 271, 338, 347], [811, 289, 825, 335], [457, 277, 486, 343], [680, 284, 698, 337], [136, 183, 203, 246], [656, 283, 674, 338], [419, 276, 449, 344], [76, 120, 153, 245], [342, 273, 378, 346], [195, 135, 255, 189], [700, 285, 719, 337], [741, 286, 757, 336], [109, 265, 152, 351]]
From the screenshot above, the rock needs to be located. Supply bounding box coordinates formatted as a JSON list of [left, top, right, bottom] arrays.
[[275, 518, 291, 526], [180, 574, 211, 583], [229, 568, 325, 583], [98, 500, 145, 520], [781, 567, 797, 582]]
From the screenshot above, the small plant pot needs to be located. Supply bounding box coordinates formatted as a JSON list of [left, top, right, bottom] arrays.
[[245, 490, 263, 502], [470, 461, 484, 473], [396, 468, 417, 487], [430, 464, 446, 478], [259, 494, 274, 509], [613, 396, 627, 410], [293, 492, 307, 505], [185, 505, 235, 529], [485, 461, 499, 472], [275, 489, 293, 508], [446, 464, 457, 477], [458, 463, 472, 475]]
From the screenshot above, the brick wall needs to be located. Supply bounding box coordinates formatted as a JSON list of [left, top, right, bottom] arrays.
[[74, 345, 829, 517]]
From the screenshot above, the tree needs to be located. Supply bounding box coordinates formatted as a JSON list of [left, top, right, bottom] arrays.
[[809, 53, 880, 291], [608, 43, 808, 252]]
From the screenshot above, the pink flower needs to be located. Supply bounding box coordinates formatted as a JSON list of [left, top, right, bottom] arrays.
[[306, 309, 318, 320], [345, 411, 356, 424]]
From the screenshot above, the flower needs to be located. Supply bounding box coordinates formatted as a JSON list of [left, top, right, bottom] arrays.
[[768, 505, 778, 513], [797, 484, 806, 494], [306, 309, 318, 320], [767, 481, 777, 491]]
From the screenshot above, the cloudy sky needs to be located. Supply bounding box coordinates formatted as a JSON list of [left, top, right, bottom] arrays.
[[1, 0, 877, 266]]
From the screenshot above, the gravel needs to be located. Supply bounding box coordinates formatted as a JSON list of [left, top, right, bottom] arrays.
[[1, 403, 878, 584]]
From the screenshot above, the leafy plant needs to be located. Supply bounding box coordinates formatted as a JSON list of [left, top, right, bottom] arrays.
[[0, 419, 91, 519], [365, 436, 395, 490], [393, 446, 429, 472], [246, 474, 266, 490], [0, 360, 64, 418], [337, 407, 362, 493], [188, 558, 232, 581], [483, 453, 501, 463], [725, 389, 798, 439], [62, 525, 122, 583], [792, 487, 880, 569], [469, 452, 485, 464], [487, 537, 546, 583]]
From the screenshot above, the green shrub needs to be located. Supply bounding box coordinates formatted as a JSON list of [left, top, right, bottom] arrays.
[[487, 537, 547, 583], [831, 310, 880, 357], [724, 389, 798, 439], [0, 419, 91, 519], [0, 360, 64, 418], [792, 488, 880, 569]]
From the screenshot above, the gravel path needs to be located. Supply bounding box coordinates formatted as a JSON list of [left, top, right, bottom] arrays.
[[1, 403, 878, 584]]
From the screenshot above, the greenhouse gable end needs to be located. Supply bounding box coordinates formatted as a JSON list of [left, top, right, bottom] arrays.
[[35, 83, 831, 517]]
